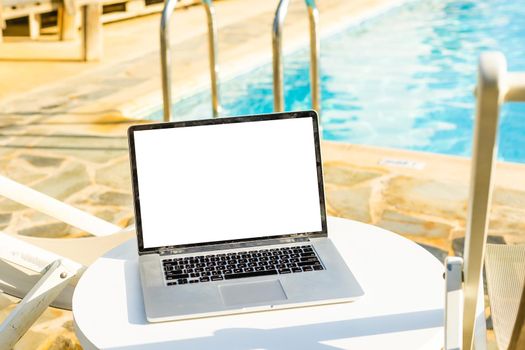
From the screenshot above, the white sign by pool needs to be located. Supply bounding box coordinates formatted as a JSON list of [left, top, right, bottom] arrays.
[[379, 158, 426, 170]]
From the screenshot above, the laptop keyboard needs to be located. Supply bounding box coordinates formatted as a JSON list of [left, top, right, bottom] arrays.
[[162, 245, 323, 286]]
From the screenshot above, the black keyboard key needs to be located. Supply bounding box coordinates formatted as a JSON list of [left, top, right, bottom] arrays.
[[178, 278, 188, 284], [169, 273, 189, 279], [167, 281, 176, 286], [297, 261, 317, 267], [299, 256, 317, 261], [189, 280, 199, 284], [224, 270, 278, 280], [200, 277, 210, 282], [302, 266, 313, 272], [211, 275, 224, 281], [313, 265, 324, 271], [292, 267, 302, 273], [165, 271, 183, 277], [190, 273, 199, 278], [279, 268, 291, 274]]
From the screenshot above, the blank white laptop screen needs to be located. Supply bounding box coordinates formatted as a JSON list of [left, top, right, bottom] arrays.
[[133, 117, 323, 249]]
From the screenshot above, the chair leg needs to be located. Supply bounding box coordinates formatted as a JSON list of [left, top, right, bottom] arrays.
[[0, 6, 4, 43], [59, 5, 78, 41], [28, 12, 41, 39], [82, 3, 103, 61], [0, 260, 78, 349]]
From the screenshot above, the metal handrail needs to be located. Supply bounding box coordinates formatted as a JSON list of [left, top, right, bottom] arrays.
[[160, 0, 220, 122], [203, 0, 220, 118], [272, 0, 320, 114]]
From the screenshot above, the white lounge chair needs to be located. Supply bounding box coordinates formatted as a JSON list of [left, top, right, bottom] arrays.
[[0, 174, 134, 348], [0, 0, 102, 60], [444, 51, 525, 350]]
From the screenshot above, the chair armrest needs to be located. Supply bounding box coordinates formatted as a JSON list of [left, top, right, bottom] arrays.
[[0, 175, 121, 236], [445, 256, 464, 350], [0, 259, 79, 349]]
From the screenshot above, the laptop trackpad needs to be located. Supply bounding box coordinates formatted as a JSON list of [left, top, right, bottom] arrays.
[[219, 280, 287, 306]]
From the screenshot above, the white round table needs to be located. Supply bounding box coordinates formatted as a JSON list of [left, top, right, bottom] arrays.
[[73, 217, 445, 349]]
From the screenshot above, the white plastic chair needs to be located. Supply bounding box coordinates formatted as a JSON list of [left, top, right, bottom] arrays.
[[444, 52, 525, 350], [0, 174, 134, 349]]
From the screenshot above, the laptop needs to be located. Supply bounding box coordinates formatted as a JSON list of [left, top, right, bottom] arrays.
[[128, 110, 364, 322]]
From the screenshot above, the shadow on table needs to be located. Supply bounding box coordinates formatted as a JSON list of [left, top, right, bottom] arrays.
[[108, 308, 442, 349]]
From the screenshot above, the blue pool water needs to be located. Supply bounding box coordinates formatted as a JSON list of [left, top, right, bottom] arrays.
[[148, 0, 525, 163]]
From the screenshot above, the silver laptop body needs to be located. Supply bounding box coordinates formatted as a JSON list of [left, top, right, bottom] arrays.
[[128, 111, 364, 322]]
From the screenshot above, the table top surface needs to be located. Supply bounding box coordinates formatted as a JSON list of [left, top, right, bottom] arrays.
[[73, 217, 445, 350]]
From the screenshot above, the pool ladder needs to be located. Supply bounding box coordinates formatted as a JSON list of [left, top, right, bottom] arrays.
[[160, 0, 219, 122], [160, 0, 320, 122], [273, 0, 320, 114]]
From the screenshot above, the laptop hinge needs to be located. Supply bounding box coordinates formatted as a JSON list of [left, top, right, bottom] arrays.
[[157, 236, 311, 256]]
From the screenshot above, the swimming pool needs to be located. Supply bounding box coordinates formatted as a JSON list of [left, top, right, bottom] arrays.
[[148, 0, 525, 163]]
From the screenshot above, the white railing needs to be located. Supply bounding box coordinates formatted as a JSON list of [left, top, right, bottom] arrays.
[[444, 51, 525, 350]]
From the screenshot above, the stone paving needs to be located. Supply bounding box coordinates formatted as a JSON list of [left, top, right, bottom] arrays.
[[0, 0, 522, 348]]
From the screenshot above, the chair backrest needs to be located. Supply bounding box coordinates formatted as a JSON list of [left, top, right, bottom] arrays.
[[462, 52, 525, 350], [485, 244, 525, 350], [0, 174, 134, 348]]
